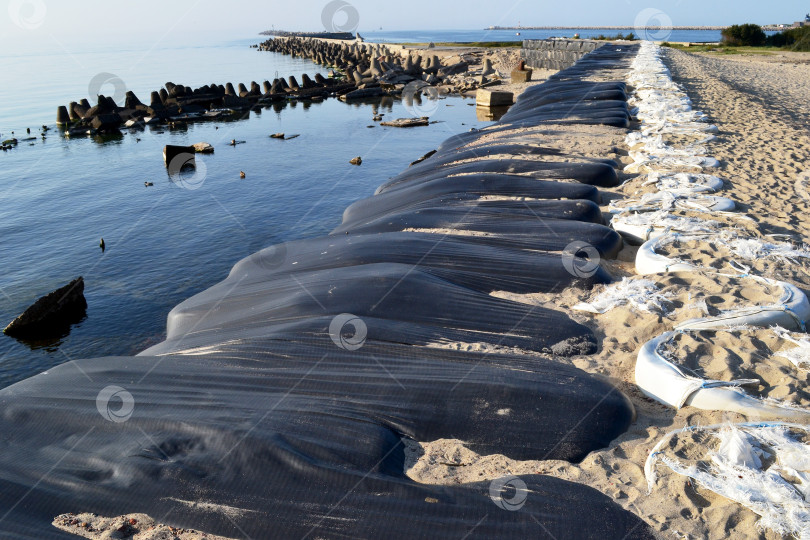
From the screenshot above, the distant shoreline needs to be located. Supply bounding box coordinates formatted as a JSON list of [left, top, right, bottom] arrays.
[[488, 25, 728, 30]]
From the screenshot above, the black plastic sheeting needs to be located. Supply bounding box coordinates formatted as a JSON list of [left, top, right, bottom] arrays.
[[334, 211, 623, 258], [148, 262, 599, 356], [230, 232, 615, 293], [346, 176, 604, 225], [0, 341, 645, 539], [0, 44, 652, 539], [377, 158, 620, 192]]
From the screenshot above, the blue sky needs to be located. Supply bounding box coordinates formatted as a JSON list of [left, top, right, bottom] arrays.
[[3, 0, 808, 47]]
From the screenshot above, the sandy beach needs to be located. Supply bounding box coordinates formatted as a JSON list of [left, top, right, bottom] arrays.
[[405, 48, 810, 538]]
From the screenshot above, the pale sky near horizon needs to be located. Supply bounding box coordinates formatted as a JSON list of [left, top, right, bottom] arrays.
[[3, 0, 809, 50]]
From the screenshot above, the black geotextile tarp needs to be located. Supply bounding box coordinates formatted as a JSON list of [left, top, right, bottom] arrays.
[[370, 171, 600, 201], [0, 340, 646, 539], [333, 212, 623, 258], [147, 262, 599, 356], [346, 181, 604, 226], [0, 43, 655, 539], [376, 158, 620, 192], [227, 232, 615, 293]]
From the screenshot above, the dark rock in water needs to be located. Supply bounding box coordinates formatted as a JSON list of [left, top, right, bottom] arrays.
[[287, 75, 300, 90], [269, 79, 284, 95], [380, 117, 430, 127], [91, 114, 122, 131], [192, 142, 214, 153], [340, 87, 385, 101], [163, 144, 196, 170], [98, 95, 117, 114], [125, 91, 144, 109], [68, 101, 79, 121], [3, 277, 87, 339], [149, 91, 164, 109], [221, 94, 251, 109], [56, 106, 70, 125], [300, 73, 315, 89], [270, 133, 285, 139], [350, 156, 362, 165], [159, 88, 169, 105]]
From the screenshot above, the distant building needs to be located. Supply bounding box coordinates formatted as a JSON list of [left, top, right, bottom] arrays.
[[793, 13, 810, 27]]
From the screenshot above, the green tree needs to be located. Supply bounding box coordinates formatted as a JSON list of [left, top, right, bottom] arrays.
[[721, 23, 766, 46]]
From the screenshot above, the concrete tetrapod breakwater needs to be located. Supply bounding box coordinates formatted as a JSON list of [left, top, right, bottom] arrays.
[[521, 39, 603, 71], [56, 75, 357, 133], [0, 44, 654, 539]]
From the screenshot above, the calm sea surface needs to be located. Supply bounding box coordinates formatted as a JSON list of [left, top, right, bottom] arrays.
[[0, 36, 492, 389]]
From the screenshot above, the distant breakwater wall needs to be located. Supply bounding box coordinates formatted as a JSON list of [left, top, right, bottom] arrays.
[[521, 39, 601, 71], [258, 30, 355, 40]]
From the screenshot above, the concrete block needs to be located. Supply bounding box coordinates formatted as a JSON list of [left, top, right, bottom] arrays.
[[510, 69, 532, 83], [476, 89, 514, 107]]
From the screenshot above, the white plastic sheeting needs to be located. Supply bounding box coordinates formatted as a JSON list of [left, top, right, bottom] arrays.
[[572, 277, 671, 314], [610, 191, 735, 214], [645, 423, 810, 538], [614, 40, 733, 237], [634, 234, 810, 331], [635, 332, 810, 419], [642, 172, 724, 194], [634, 234, 701, 275], [624, 155, 720, 174], [610, 210, 723, 244], [774, 327, 810, 370]]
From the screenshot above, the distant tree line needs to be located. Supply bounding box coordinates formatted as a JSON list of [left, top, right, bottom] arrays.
[[722, 23, 810, 50], [593, 32, 636, 41]]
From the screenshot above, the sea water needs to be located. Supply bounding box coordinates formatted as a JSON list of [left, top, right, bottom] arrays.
[[0, 36, 491, 388]]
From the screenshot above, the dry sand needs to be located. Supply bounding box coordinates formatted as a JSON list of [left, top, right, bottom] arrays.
[[405, 49, 810, 539], [52, 512, 237, 539]]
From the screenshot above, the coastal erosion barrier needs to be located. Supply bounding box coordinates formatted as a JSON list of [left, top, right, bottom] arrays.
[[0, 44, 656, 539], [521, 39, 601, 71]]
